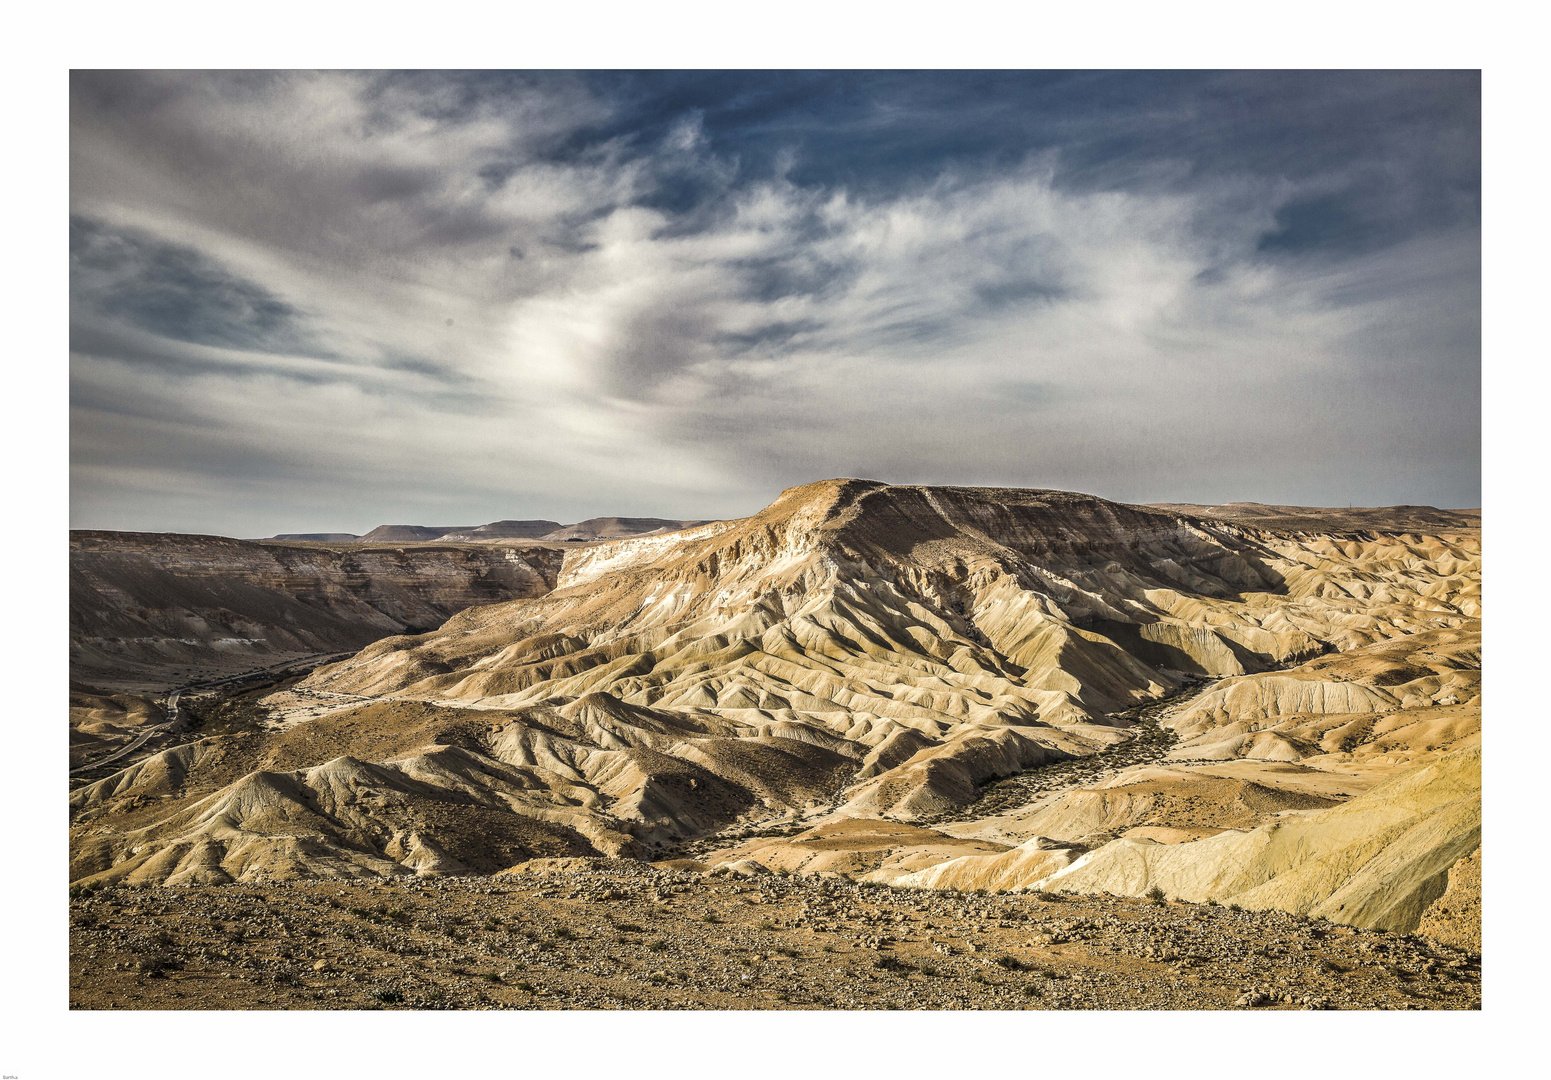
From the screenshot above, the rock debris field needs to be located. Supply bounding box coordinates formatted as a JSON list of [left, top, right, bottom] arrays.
[[70, 866, 1480, 1011]]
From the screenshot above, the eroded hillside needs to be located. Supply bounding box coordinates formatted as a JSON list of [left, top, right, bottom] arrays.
[[70, 480, 1480, 947]]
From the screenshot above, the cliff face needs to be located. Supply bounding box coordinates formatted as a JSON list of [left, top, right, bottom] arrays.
[[69, 532, 566, 688]]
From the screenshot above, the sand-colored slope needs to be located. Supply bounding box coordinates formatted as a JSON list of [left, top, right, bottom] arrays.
[[1003, 769, 1345, 844], [694, 819, 1015, 880], [893, 624, 1482, 910], [1032, 746, 1480, 933], [71, 481, 1482, 887], [1165, 624, 1481, 774], [68, 693, 862, 884], [887, 836, 1081, 892]]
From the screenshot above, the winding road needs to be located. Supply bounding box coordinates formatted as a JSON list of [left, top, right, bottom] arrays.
[[69, 690, 184, 778], [69, 651, 352, 780]]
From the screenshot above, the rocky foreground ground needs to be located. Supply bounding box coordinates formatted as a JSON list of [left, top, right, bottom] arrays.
[[69, 865, 1481, 1011]]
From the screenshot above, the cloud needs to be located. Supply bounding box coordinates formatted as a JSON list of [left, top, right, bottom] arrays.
[[70, 216, 322, 355], [69, 71, 1480, 535]]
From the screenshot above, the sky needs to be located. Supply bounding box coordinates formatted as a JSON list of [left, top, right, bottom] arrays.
[[69, 70, 1481, 536]]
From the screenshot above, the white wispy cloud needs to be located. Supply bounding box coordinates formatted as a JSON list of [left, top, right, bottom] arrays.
[[70, 71, 1480, 535]]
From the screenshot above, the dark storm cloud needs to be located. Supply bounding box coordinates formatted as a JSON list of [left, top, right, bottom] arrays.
[[70, 211, 488, 405], [70, 216, 324, 355], [70, 70, 1480, 535]]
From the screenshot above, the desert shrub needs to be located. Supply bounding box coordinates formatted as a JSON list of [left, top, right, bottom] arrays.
[[1145, 885, 1167, 904], [646, 939, 668, 953], [993, 954, 1025, 971], [370, 988, 404, 1004]]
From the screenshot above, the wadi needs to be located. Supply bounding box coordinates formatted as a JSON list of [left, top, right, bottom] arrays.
[[68, 480, 1482, 1010]]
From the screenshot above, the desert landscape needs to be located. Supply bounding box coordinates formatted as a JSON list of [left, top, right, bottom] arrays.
[[69, 480, 1482, 1009], [59, 68, 1487, 1037]]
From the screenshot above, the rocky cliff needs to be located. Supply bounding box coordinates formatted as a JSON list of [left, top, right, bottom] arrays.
[[70, 532, 566, 689]]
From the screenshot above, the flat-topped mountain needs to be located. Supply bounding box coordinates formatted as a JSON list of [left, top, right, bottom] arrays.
[[353, 524, 477, 543], [540, 517, 717, 542], [276, 517, 715, 545], [438, 520, 565, 540]]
